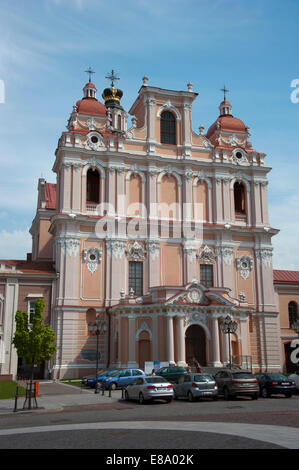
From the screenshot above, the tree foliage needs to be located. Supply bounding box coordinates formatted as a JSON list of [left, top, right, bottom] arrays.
[[12, 299, 56, 377]]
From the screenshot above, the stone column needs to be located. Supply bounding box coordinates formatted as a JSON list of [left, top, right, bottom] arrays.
[[176, 316, 186, 365], [127, 315, 138, 367], [165, 315, 174, 363], [210, 316, 222, 367]]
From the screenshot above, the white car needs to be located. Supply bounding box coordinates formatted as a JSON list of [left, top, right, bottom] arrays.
[[288, 371, 299, 391], [125, 375, 174, 404]]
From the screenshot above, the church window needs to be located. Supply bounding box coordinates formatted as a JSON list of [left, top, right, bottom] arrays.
[[117, 115, 122, 130], [86, 168, 100, 204], [160, 111, 176, 145], [200, 264, 213, 288], [234, 182, 246, 214], [28, 301, 36, 323], [129, 261, 143, 296], [288, 301, 298, 328]]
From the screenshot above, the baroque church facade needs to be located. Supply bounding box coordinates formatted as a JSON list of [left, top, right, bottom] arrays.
[[1, 73, 298, 379]]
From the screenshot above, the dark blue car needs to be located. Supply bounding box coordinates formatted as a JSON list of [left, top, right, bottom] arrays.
[[255, 373, 297, 398], [82, 368, 121, 388], [102, 368, 146, 389]]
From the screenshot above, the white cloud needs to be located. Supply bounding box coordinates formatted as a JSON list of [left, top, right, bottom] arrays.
[[0, 229, 31, 260]]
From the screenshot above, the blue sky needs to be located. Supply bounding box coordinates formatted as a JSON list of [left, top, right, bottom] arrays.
[[0, 0, 298, 268]]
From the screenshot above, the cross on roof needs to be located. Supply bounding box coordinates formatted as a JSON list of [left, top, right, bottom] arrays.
[[105, 69, 120, 87], [85, 67, 95, 83], [220, 85, 229, 101]]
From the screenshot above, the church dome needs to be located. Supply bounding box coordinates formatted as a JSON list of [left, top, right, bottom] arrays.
[[75, 97, 107, 117], [75, 81, 107, 117], [206, 99, 247, 138]]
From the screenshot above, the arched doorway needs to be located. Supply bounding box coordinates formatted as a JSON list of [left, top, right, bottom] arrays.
[[185, 325, 207, 366], [138, 331, 151, 370]]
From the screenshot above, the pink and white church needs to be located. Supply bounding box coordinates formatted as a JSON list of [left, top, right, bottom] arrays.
[[1, 73, 298, 380]]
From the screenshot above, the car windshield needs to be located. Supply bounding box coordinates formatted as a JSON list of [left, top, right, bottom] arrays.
[[267, 373, 288, 380], [193, 374, 214, 382], [170, 367, 186, 373], [145, 377, 168, 384], [232, 372, 254, 379]]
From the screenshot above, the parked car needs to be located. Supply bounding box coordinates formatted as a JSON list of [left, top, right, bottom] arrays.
[[125, 375, 174, 404], [255, 373, 297, 398], [173, 373, 218, 402], [288, 371, 299, 392], [102, 368, 146, 389], [82, 368, 121, 388], [155, 366, 187, 384], [214, 369, 259, 400]]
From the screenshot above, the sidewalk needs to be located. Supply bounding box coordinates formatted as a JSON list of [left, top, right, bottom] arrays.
[[0, 381, 123, 415]]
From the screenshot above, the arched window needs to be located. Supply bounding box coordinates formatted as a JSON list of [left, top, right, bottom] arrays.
[[117, 114, 122, 130], [86, 168, 100, 204], [160, 111, 176, 145], [288, 301, 298, 328], [234, 181, 246, 214]]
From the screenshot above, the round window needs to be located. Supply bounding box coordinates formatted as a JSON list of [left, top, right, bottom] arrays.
[[236, 152, 243, 160], [89, 254, 96, 261], [91, 136, 98, 144]]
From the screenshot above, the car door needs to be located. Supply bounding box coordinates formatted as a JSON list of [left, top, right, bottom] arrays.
[[175, 374, 185, 397], [215, 372, 224, 393], [118, 370, 132, 387], [182, 374, 192, 397], [129, 378, 141, 399]]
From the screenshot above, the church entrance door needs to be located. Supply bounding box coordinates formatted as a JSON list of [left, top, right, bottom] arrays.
[[185, 325, 206, 367]]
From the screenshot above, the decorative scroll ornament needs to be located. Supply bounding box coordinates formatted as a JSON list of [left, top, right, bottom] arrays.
[[126, 241, 146, 261], [106, 239, 126, 259], [57, 237, 80, 257], [236, 255, 253, 280], [255, 248, 273, 267], [146, 240, 160, 260], [84, 132, 104, 151], [197, 245, 216, 264], [216, 246, 234, 265], [82, 247, 102, 274]]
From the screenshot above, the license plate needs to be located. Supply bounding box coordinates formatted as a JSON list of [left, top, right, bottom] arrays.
[[158, 387, 167, 391], [202, 392, 212, 395], [281, 383, 289, 386]]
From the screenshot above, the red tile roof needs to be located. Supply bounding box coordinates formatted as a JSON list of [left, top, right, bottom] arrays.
[[45, 183, 56, 210], [0, 260, 55, 275], [273, 270, 299, 284]]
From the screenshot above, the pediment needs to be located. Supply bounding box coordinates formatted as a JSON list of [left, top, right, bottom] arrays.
[[165, 279, 235, 307]]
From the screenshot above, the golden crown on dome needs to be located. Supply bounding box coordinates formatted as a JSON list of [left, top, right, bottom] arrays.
[[102, 69, 123, 106]]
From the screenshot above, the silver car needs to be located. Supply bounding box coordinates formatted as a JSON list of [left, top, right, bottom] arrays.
[[173, 373, 218, 401], [125, 375, 174, 404]]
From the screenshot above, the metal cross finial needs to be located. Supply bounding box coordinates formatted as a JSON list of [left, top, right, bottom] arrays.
[[220, 85, 229, 101], [85, 67, 95, 83], [105, 69, 120, 87]]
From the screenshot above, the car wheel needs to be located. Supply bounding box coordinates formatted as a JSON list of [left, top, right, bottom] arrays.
[[212, 396, 218, 401], [261, 387, 269, 398], [173, 392, 179, 400], [251, 393, 258, 400], [188, 391, 194, 402], [165, 398, 172, 403], [284, 393, 292, 398], [109, 382, 117, 391], [223, 387, 231, 400]]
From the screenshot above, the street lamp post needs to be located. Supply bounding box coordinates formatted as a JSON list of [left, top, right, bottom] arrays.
[[220, 315, 238, 369], [88, 316, 107, 394]]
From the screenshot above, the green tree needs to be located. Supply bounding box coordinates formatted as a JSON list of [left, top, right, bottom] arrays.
[[12, 298, 56, 408]]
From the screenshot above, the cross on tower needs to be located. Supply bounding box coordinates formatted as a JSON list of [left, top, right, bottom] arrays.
[[105, 69, 120, 87], [220, 85, 229, 101], [85, 67, 95, 83]]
